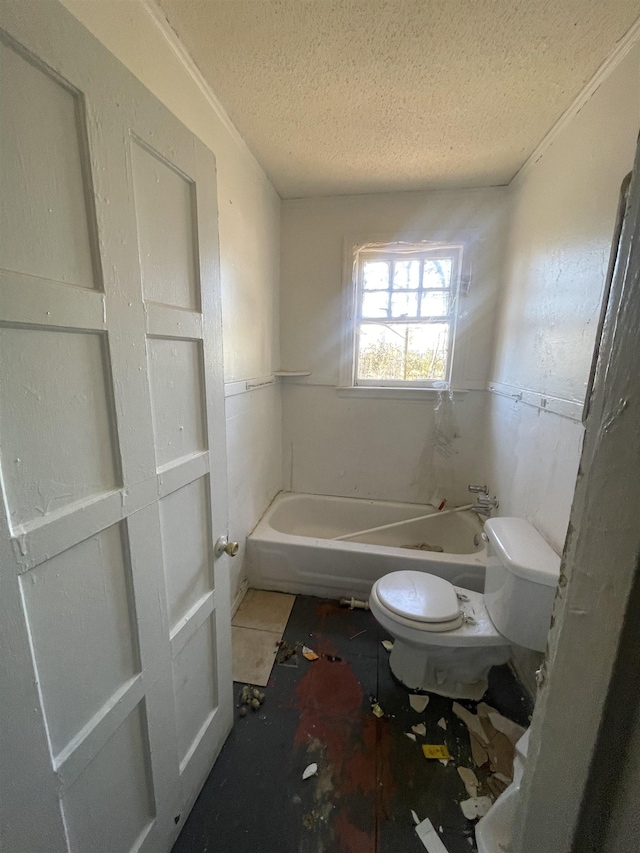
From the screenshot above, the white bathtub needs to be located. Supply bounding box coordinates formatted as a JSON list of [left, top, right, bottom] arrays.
[[246, 492, 487, 600]]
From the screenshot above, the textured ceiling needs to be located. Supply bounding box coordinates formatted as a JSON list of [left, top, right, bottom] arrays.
[[157, 0, 639, 198]]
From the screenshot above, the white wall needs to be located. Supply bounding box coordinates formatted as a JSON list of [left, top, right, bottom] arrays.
[[488, 42, 640, 553], [60, 0, 283, 604], [280, 188, 508, 506]]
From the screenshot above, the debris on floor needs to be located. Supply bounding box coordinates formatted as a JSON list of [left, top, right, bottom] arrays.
[[276, 640, 298, 666], [237, 684, 265, 717], [381, 640, 394, 652], [302, 645, 319, 661], [175, 595, 535, 853], [349, 629, 367, 640], [422, 744, 451, 761], [410, 694, 430, 713], [415, 816, 451, 852], [367, 693, 384, 718], [459, 796, 492, 820], [302, 763, 318, 780], [457, 767, 480, 798], [487, 708, 526, 745], [452, 700, 524, 803], [411, 809, 420, 826]]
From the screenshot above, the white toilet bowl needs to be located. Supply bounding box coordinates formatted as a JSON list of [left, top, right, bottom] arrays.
[[369, 572, 511, 700], [369, 518, 561, 700]]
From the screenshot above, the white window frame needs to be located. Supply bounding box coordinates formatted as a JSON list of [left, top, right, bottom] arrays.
[[339, 239, 464, 392]]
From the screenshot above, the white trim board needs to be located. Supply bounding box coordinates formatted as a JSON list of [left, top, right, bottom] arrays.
[[488, 380, 585, 422], [512, 15, 640, 186], [224, 375, 277, 397]]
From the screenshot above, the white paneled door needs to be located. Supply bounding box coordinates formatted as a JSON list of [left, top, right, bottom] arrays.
[[0, 2, 233, 851]]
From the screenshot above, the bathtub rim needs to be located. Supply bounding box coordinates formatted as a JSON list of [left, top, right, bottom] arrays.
[[250, 490, 487, 569]]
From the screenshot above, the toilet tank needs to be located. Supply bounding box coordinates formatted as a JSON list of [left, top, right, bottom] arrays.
[[484, 518, 561, 652]]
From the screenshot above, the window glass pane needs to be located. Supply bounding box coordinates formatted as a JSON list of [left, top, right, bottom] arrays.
[[420, 291, 449, 317], [390, 292, 419, 318], [393, 259, 420, 289], [357, 323, 449, 382], [363, 260, 389, 290], [423, 258, 453, 289], [361, 291, 389, 318]]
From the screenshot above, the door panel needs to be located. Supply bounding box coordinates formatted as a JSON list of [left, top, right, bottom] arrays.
[[0, 2, 233, 850], [0, 33, 98, 288], [131, 139, 200, 311]]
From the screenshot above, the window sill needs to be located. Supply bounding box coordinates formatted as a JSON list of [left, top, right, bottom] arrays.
[[335, 385, 470, 401]]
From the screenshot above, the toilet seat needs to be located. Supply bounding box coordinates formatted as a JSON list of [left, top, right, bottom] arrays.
[[377, 571, 462, 624], [371, 581, 509, 645]]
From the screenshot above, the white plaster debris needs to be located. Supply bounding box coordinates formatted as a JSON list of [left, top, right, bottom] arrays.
[[437, 717, 447, 730], [381, 640, 394, 652], [459, 797, 492, 820], [487, 710, 526, 746], [415, 817, 450, 852], [457, 767, 480, 798], [412, 723, 427, 737], [411, 809, 420, 826], [302, 763, 318, 780], [452, 702, 489, 745], [410, 695, 430, 713], [405, 732, 417, 742], [493, 772, 512, 785]]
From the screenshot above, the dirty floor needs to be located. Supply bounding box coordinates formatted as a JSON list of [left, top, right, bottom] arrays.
[[172, 596, 533, 853]]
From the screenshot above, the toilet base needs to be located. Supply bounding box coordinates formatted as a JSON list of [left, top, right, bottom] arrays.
[[389, 639, 512, 701]]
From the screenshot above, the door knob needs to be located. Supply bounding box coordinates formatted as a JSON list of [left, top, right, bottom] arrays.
[[215, 536, 239, 557]]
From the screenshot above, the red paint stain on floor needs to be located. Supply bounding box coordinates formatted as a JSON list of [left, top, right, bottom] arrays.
[[315, 601, 336, 619], [296, 656, 365, 717], [294, 654, 377, 851]]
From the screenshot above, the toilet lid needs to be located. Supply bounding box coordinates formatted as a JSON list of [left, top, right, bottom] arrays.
[[377, 571, 461, 623]]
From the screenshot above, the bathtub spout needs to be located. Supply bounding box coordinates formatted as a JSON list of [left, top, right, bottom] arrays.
[[340, 597, 370, 611]]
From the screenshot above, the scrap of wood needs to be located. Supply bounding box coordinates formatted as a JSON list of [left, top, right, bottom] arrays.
[[457, 767, 479, 798], [486, 773, 510, 799], [486, 731, 515, 780], [453, 701, 520, 778], [470, 732, 489, 768], [452, 702, 489, 745], [487, 710, 527, 746]]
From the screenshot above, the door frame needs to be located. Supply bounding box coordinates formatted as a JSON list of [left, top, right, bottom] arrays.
[[513, 133, 640, 852]]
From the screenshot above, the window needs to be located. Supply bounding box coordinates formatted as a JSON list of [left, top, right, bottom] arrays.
[[346, 242, 463, 388]]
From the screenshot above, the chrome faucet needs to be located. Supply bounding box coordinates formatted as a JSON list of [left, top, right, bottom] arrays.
[[468, 484, 499, 517]]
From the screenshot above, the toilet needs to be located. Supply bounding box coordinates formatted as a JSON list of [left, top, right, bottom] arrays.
[[369, 517, 561, 700]]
